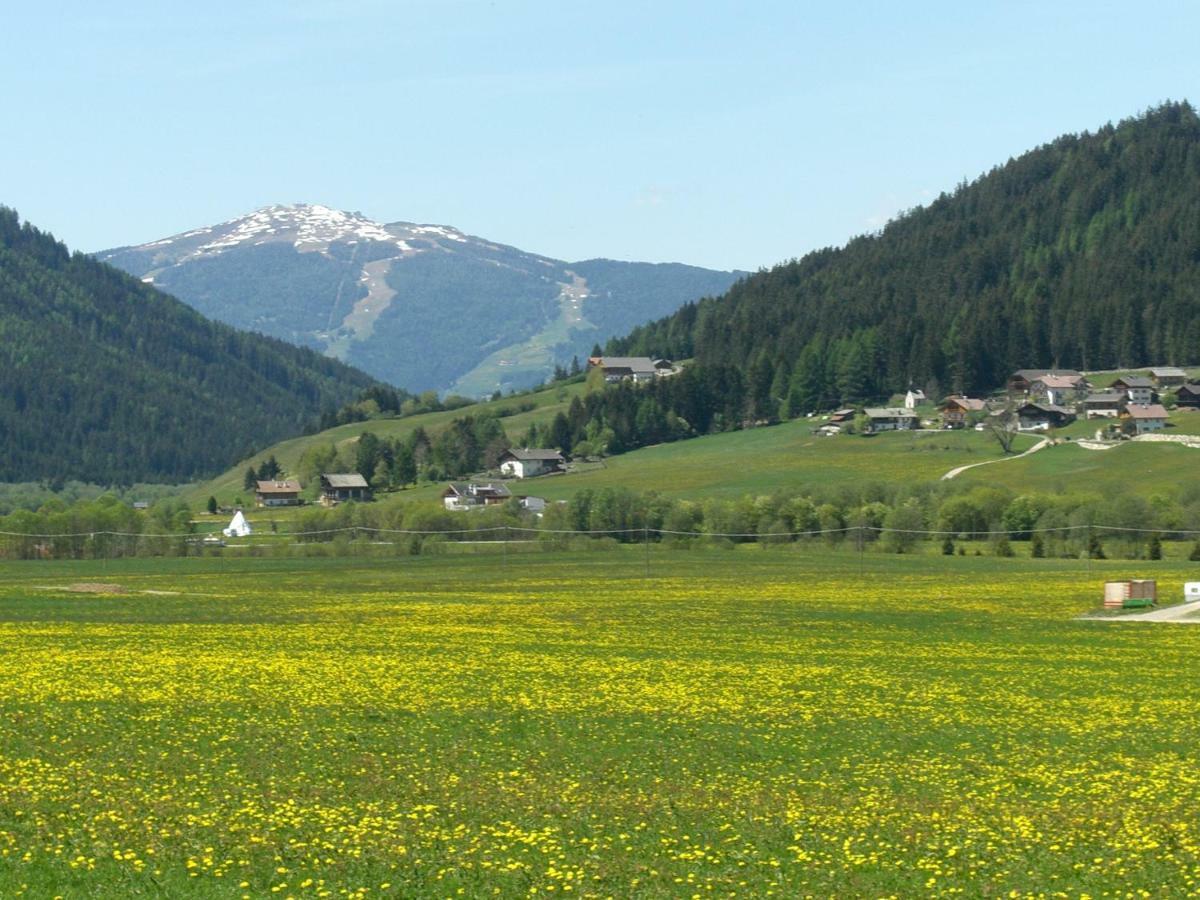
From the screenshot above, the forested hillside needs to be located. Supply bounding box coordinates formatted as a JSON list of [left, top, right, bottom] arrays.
[[614, 102, 1200, 404], [0, 208, 378, 484]]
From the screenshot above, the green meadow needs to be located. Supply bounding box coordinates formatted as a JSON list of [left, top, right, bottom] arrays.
[[0, 550, 1198, 896]]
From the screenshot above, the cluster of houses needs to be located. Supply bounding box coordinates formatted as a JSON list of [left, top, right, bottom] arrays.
[[820, 367, 1196, 436], [244, 445, 570, 517], [442, 447, 565, 511], [1002, 368, 1181, 434]]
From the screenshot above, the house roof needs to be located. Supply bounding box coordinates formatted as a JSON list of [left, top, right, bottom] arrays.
[[943, 396, 986, 411], [1124, 403, 1169, 419], [1151, 367, 1187, 377], [1012, 369, 1081, 380], [1035, 374, 1085, 389], [321, 473, 368, 489], [504, 448, 565, 462], [445, 482, 512, 498], [1113, 375, 1154, 388], [864, 407, 916, 418], [1018, 402, 1074, 416], [256, 479, 301, 493], [1178, 383, 1200, 395], [591, 356, 660, 373], [1084, 391, 1123, 403]]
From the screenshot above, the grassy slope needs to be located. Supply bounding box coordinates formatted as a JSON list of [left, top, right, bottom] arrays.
[[187, 381, 587, 506], [533, 424, 1037, 500], [957, 439, 1198, 496]]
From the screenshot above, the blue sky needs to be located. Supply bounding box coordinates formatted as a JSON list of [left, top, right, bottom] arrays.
[[1, 1, 1197, 270]]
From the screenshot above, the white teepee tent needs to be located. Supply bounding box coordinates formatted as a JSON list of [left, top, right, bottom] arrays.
[[222, 510, 252, 538]]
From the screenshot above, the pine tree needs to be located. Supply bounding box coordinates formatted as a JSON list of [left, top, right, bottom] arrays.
[[243, 467, 257, 491], [206, 496, 218, 515]]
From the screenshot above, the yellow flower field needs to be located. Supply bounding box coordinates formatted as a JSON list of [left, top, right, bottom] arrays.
[[0, 549, 1197, 896]]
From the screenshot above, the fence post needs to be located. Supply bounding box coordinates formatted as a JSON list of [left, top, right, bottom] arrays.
[[644, 524, 650, 579]]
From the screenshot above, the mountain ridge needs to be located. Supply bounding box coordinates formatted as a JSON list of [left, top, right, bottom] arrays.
[[99, 204, 745, 395]]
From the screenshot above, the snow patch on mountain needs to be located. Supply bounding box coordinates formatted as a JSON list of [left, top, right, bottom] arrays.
[[190, 203, 413, 256]]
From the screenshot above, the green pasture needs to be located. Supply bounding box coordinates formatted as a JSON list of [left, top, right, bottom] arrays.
[[956, 437, 1200, 496], [533, 425, 1037, 500]]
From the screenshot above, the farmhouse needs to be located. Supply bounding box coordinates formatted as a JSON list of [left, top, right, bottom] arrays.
[[442, 481, 512, 510], [588, 356, 676, 383], [255, 479, 301, 507], [319, 473, 371, 506], [1083, 390, 1124, 418], [1111, 375, 1156, 405], [1008, 369, 1082, 394], [827, 408, 856, 425], [499, 448, 565, 478], [1176, 383, 1200, 408], [1016, 402, 1075, 430], [1150, 366, 1188, 387], [1030, 373, 1089, 406], [1121, 403, 1169, 434], [863, 407, 918, 432], [940, 396, 987, 428]]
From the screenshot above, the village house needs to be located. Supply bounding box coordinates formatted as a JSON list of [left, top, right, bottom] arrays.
[[1111, 375, 1156, 405], [255, 479, 301, 507], [442, 481, 512, 511], [1121, 403, 1169, 435], [1008, 369, 1082, 395], [1083, 390, 1125, 418], [319, 473, 371, 506], [939, 396, 987, 428], [498, 448, 566, 478], [863, 407, 918, 433], [1016, 402, 1076, 430], [1176, 383, 1200, 408], [904, 388, 926, 410], [588, 356, 676, 383], [1030, 373, 1089, 406], [1150, 367, 1188, 387]]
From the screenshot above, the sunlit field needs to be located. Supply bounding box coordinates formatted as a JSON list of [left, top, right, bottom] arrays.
[[0, 549, 1198, 896]]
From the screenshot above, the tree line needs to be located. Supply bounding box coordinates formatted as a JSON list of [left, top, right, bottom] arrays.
[[7, 479, 1200, 561]]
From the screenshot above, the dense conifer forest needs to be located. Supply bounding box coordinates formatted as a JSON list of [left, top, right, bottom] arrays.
[[613, 102, 1200, 406], [0, 208, 378, 484]]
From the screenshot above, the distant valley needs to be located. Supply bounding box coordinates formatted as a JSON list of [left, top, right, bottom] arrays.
[[99, 205, 744, 395]]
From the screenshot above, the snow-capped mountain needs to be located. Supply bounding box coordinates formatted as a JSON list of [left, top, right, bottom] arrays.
[[98, 204, 744, 395]]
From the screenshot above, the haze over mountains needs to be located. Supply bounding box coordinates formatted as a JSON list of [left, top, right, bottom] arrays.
[[99, 205, 744, 396]]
